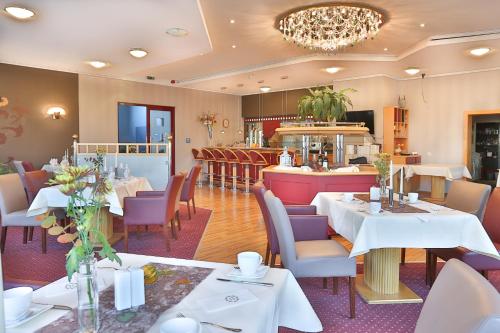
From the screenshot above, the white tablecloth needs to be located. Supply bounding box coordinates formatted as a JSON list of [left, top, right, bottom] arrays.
[[111, 177, 153, 206], [41, 164, 62, 174], [404, 164, 472, 181], [9, 253, 322, 333], [311, 192, 499, 259]]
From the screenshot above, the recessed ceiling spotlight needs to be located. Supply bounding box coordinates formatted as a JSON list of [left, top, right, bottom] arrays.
[[166, 27, 189, 37], [469, 47, 492, 57], [231, 44, 236, 49], [404, 67, 420, 75], [87, 60, 108, 69], [325, 67, 341, 74], [230, 19, 235, 24], [280, 75, 289, 80], [383, 47, 388, 51], [419, 23, 425, 28], [129, 48, 148, 58], [4, 6, 35, 19], [260, 86, 271, 93]]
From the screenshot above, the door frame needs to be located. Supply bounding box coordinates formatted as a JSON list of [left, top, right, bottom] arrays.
[[463, 109, 500, 172], [117, 102, 175, 175]]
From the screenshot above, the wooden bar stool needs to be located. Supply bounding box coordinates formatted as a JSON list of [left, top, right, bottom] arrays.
[[223, 149, 240, 192], [201, 148, 216, 188], [235, 149, 252, 193], [249, 150, 269, 183], [212, 149, 228, 190], [191, 148, 204, 186]]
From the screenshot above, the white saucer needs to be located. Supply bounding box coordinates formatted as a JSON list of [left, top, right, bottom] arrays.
[[5, 303, 52, 328], [226, 265, 270, 279]]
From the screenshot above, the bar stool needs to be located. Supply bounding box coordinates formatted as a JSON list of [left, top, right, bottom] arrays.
[[223, 149, 239, 192], [191, 148, 204, 186], [249, 150, 269, 183], [212, 149, 228, 190], [201, 148, 216, 188], [235, 149, 252, 193]]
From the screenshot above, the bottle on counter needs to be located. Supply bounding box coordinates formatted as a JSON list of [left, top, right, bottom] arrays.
[[323, 152, 329, 169]]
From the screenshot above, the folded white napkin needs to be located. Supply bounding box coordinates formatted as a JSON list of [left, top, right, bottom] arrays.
[[197, 288, 258, 313]]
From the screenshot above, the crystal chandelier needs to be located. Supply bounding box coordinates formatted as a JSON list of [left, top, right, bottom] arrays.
[[278, 4, 383, 52]]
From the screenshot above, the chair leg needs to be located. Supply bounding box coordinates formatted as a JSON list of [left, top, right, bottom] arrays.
[[270, 253, 276, 268], [124, 226, 129, 253], [323, 277, 328, 289], [425, 250, 431, 286], [192, 198, 196, 214], [186, 201, 191, 220], [1, 227, 7, 253], [430, 253, 438, 286], [176, 211, 181, 231], [170, 219, 177, 239], [41, 228, 47, 254], [400, 248, 406, 265], [28, 227, 34, 241], [264, 243, 270, 266], [145, 225, 149, 232], [23, 227, 28, 244], [332, 277, 339, 295], [349, 276, 356, 319], [163, 223, 171, 251]]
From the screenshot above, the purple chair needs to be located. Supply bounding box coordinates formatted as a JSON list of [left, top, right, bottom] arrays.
[[21, 161, 35, 172], [180, 165, 202, 220], [123, 174, 184, 252], [252, 182, 328, 267], [427, 187, 500, 285]]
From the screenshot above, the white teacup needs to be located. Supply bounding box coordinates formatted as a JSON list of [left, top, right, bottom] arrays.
[[237, 251, 263, 277], [4, 287, 33, 322], [369, 201, 382, 215], [408, 192, 419, 204], [160, 317, 200, 333], [343, 192, 354, 202]]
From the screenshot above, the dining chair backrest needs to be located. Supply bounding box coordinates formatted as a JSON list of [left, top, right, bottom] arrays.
[[23, 170, 50, 204], [445, 180, 491, 222], [235, 149, 251, 163], [249, 150, 268, 165], [166, 174, 185, 221], [22, 161, 35, 172], [252, 182, 279, 255], [191, 148, 203, 160], [181, 165, 202, 201], [264, 190, 297, 270], [482, 187, 500, 244], [415, 259, 500, 333], [201, 148, 215, 161], [173, 173, 186, 213], [212, 149, 227, 162], [0, 173, 28, 218], [223, 149, 239, 162]]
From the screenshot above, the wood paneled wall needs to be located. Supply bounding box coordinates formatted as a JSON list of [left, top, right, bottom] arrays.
[[242, 89, 308, 117]]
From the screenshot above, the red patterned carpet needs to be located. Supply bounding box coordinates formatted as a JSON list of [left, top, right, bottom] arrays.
[[2, 205, 212, 286]]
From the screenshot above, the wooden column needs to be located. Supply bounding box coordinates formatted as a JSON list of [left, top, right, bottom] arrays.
[[430, 176, 446, 200]]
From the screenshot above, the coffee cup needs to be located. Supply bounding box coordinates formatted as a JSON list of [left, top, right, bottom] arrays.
[[4, 287, 33, 322], [160, 317, 200, 333], [343, 192, 354, 202], [237, 251, 262, 276], [369, 201, 382, 215], [408, 192, 419, 204]]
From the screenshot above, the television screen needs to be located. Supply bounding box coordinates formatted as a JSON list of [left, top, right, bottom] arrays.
[[345, 110, 375, 134]]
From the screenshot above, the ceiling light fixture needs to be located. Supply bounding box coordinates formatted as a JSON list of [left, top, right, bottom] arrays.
[[230, 19, 235, 24], [4, 6, 35, 19], [277, 4, 383, 52], [47, 107, 65, 120], [260, 86, 271, 93], [87, 61, 108, 69], [383, 47, 388, 51], [404, 67, 420, 75], [469, 47, 491, 57], [325, 67, 341, 74], [231, 44, 236, 49], [419, 23, 425, 28], [129, 48, 148, 58], [166, 27, 189, 37]]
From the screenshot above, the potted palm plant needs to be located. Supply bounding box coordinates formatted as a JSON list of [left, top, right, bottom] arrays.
[[297, 86, 356, 122]]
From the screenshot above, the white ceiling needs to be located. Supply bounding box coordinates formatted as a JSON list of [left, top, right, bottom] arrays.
[[1, 0, 500, 95]]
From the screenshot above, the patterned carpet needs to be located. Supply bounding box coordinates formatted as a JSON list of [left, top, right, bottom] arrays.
[[2, 205, 212, 287]]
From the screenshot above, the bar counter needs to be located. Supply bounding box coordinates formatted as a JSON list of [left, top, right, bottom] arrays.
[[263, 165, 378, 204]]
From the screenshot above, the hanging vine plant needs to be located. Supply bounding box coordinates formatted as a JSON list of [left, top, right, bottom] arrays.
[[297, 86, 356, 122]]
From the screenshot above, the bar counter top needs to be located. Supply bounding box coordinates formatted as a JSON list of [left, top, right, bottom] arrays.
[[204, 146, 295, 152], [262, 165, 379, 176]]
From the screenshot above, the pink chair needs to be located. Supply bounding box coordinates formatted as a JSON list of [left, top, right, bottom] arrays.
[[123, 174, 184, 252], [249, 150, 269, 183], [23, 170, 51, 242], [21, 161, 35, 172], [235, 149, 252, 192], [201, 148, 216, 188], [181, 165, 202, 219]]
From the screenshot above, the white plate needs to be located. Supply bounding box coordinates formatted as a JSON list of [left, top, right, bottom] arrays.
[[5, 303, 52, 328], [226, 265, 270, 279]]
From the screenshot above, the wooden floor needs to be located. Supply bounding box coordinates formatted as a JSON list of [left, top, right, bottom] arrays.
[[192, 186, 427, 264]]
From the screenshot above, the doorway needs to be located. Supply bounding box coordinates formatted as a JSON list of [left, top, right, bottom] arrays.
[[118, 102, 175, 174]]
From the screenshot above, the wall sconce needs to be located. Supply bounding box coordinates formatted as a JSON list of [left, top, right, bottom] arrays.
[[47, 106, 66, 119]]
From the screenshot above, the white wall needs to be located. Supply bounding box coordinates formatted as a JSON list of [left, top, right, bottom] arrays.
[[78, 75, 242, 173]]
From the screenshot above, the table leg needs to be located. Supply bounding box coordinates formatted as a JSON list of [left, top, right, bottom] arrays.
[[356, 248, 422, 304], [430, 176, 445, 200]]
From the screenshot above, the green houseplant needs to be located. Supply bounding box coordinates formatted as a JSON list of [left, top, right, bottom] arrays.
[[297, 86, 356, 122], [373, 152, 391, 195]]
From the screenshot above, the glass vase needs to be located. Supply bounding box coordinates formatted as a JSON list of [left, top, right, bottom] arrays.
[[77, 256, 100, 333], [379, 177, 388, 197]]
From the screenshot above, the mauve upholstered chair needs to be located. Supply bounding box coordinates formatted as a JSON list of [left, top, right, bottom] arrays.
[[181, 165, 202, 220], [0, 173, 46, 253], [253, 182, 327, 267], [427, 187, 500, 285], [415, 259, 500, 333], [21, 161, 36, 172], [23, 170, 52, 242], [264, 190, 357, 318], [123, 174, 184, 252]]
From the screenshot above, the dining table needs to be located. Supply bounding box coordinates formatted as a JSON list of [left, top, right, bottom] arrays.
[[26, 176, 153, 245], [311, 192, 499, 304], [8, 253, 322, 333]]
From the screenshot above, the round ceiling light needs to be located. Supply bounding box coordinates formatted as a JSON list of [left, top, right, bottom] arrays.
[[166, 27, 189, 37], [469, 47, 491, 57], [404, 67, 420, 75], [277, 4, 384, 52], [129, 48, 148, 58], [87, 60, 108, 69], [325, 67, 341, 74], [260, 86, 271, 93], [4, 6, 35, 19]]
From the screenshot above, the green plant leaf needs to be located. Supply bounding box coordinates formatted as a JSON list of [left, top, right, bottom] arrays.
[[48, 225, 64, 236], [41, 215, 56, 229], [66, 245, 85, 281]]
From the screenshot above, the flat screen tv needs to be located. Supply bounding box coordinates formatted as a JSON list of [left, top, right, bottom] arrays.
[[345, 110, 375, 134]]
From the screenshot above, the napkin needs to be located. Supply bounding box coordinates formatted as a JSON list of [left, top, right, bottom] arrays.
[[197, 288, 258, 313]]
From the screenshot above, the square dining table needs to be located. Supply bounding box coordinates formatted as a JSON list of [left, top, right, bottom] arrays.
[[311, 192, 499, 304], [8, 253, 322, 333]]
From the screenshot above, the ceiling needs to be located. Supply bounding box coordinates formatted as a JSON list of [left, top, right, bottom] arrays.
[[1, 0, 500, 95]]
